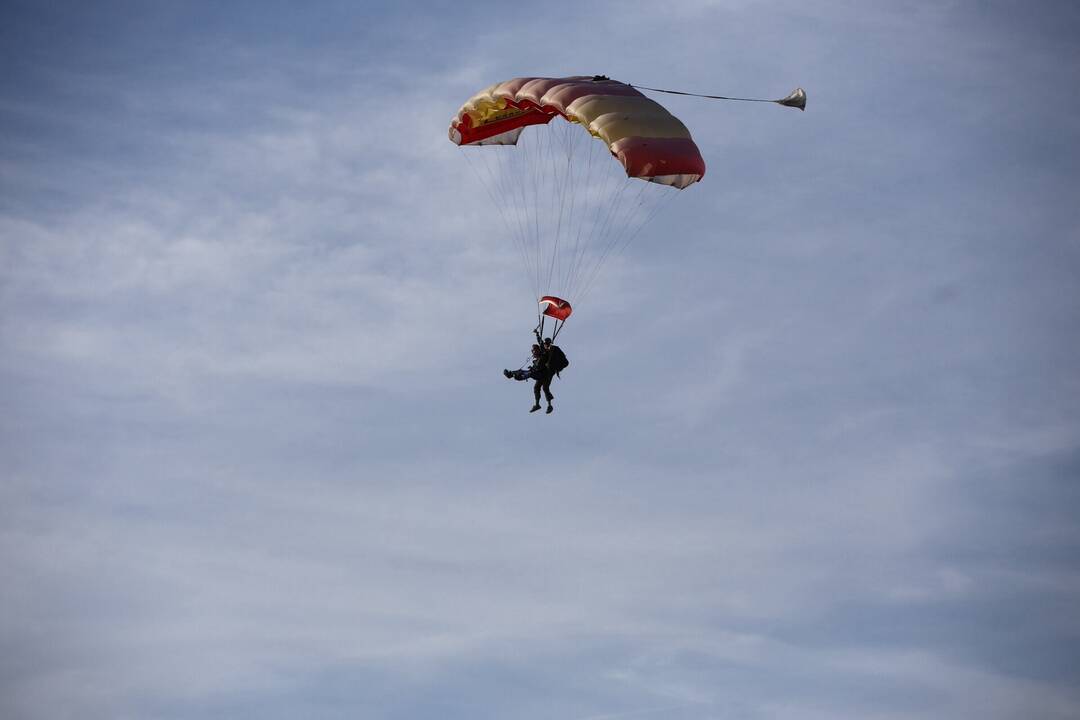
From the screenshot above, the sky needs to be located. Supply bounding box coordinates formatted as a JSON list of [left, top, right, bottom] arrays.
[[2, 1, 1079, 719]]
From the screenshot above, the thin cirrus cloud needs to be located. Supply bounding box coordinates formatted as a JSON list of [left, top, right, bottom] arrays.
[[1, 1, 1079, 720]]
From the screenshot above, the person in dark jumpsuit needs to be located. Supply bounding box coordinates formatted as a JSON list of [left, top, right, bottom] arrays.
[[502, 342, 555, 414], [532, 335, 567, 414], [530, 347, 555, 414], [504, 330, 568, 414]]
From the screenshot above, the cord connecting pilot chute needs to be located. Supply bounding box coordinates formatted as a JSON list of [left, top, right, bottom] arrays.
[[628, 82, 807, 110]]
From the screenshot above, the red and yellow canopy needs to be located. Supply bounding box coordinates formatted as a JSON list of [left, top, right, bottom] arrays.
[[449, 76, 705, 189]]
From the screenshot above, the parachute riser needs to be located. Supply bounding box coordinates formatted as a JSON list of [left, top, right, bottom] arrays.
[[535, 311, 566, 343]]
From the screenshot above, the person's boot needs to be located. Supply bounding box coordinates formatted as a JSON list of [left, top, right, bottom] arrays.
[[546, 404, 554, 414], [530, 404, 542, 413], [503, 369, 513, 379]]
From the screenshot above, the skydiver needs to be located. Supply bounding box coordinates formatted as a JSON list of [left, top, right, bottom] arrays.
[[503, 345, 543, 381], [531, 336, 569, 413], [530, 352, 555, 414], [541, 337, 569, 378], [503, 340, 557, 414]]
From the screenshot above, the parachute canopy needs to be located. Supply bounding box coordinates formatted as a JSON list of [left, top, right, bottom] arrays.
[[450, 76, 706, 189]]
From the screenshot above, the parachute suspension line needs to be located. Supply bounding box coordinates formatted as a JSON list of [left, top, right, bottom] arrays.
[[502, 143, 539, 302], [540, 124, 556, 294], [543, 123, 560, 293], [507, 138, 542, 302], [508, 132, 530, 295], [503, 146, 539, 300], [550, 122, 569, 292], [550, 122, 566, 294], [546, 120, 578, 295], [568, 138, 605, 295], [570, 175, 633, 300], [588, 177, 641, 291], [572, 176, 622, 296], [460, 148, 535, 301], [577, 184, 680, 306], [563, 130, 590, 295], [551, 317, 563, 341], [572, 129, 609, 296], [561, 129, 598, 298], [520, 125, 543, 299], [522, 126, 540, 295], [531, 123, 548, 296], [583, 178, 651, 293], [479, 145, 530, 300], [545, 121, 572, 293], [567, 138, 622, 298], [562, 124, 587, 296], [578, 186, 664, 304], [578, 180, 643, 297]]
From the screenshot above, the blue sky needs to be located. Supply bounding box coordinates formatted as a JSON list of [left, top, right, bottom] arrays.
[[2, 1, 1079, 719]]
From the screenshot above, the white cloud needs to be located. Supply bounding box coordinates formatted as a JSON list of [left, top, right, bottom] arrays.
[[3, 2, 1080, 719]]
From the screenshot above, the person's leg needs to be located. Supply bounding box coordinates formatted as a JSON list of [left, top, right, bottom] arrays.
[[530, 379, 542, 411]]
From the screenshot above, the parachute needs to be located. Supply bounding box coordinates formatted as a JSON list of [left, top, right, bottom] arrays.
[[450, 76, 705, 186], [450, 75, 704, 336]]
